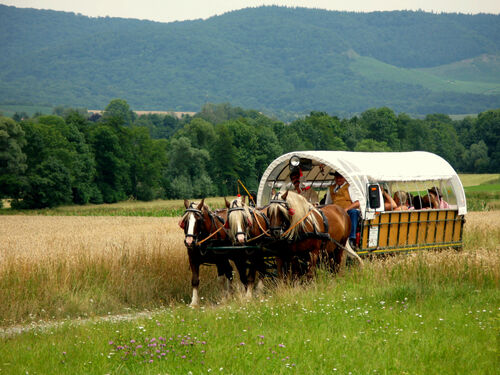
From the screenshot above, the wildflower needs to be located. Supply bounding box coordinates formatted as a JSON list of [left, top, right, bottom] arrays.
[[278, 344, 285, 348], [239, 342, 245, 346], [108, 341, 114, 345]]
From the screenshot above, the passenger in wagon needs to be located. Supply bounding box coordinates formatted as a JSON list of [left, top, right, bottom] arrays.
[[325, 171, 360, 248], [288, 168, 319, 204], [381, 187, 397, 211], [428, 187, 449, 209], [393, 191, 411, 210], [413, 194, 438, 209]]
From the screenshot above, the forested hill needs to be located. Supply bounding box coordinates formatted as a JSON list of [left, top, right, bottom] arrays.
[[1, 5, 499, 117]]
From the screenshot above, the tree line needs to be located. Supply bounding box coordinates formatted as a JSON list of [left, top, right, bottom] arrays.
[[1, 100, 499, 208]]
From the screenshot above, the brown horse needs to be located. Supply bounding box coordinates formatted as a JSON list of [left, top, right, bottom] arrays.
[[179, 199, 233, 307], [224, 196, 271, 298], [268, 191, 362, 278]]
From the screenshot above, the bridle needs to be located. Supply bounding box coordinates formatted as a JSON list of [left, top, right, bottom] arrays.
[[268, 196, 291, 237], [227, 201, 251, 239], [182, 204, 225, 247]]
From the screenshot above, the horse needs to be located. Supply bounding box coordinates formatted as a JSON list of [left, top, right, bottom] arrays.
[[179, 199, 234, 307], [268, 191, 362, 279], [224, 196, 271, 298]]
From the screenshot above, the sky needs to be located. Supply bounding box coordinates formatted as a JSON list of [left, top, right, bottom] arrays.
[[1, 0, 499, 23]]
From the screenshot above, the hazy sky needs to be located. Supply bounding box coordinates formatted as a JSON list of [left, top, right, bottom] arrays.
[[1, 0, 499, 23]]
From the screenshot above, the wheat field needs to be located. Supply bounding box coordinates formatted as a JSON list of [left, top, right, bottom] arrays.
[[0, 211, 499, 326]]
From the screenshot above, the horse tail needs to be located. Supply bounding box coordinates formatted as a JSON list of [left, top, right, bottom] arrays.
[[345, 240, 364, 266]]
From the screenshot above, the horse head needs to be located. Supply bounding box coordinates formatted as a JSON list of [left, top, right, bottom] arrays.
[[267, 191, 293, 239], [180, 199, 208, 247], [225, 196, 253, 245]]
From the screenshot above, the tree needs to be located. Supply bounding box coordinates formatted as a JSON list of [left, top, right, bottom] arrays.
[[354, 139, 392, 152], [102, 99, 135, 126], [89, 125, 130, 203], [128, 127, 167, 200], [361, 107, 400, 150], [17, 157, 72, 208], [0, 117, 27, 201], [474, 109, 500, 172]]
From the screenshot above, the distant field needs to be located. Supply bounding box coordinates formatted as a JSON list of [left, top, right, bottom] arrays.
[[458, 173, 500, 187], [0, 104, 53, 117], [351, 55, 500, 95]]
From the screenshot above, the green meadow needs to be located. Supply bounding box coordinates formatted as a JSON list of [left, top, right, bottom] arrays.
[[1, 248, 497, 375]]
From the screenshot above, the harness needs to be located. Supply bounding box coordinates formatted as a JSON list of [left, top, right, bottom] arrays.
[[227, 203, 271, 242], [183, 205, 226, 248], [269, 198, 331, 243]]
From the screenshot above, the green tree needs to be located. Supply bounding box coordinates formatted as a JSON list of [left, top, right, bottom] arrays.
[[361, 107, 400, 150], [102, 99, 135, 126], [0, 117, 27, 201], [89, 125, 130, 203], [474, 109, 500, 172], [17, 157, 72, 208], [128, 127, 168, 200], [354, 139, 392, 152]]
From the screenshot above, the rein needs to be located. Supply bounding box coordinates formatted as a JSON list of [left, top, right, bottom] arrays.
[[197, 225, 225, 245], [281, 208, 315, 239], [246, 209, 271, 243]]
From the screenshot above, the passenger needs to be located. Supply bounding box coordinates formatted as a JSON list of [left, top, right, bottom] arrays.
[[288, 168, 319, 204], [381, 187, 397, 211], [428, 187, 449, 209], [325, 171, 360, 248], [413, 194, 437, 209], [393, 191, 410, 210]]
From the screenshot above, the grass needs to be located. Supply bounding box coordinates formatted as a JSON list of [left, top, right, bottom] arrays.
[[458, 174, 500, 187], [0, 242, 498, 373]]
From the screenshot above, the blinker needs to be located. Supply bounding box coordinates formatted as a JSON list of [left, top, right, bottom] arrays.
[[288, 208, 295, 216], [178, 220, 185, 229]]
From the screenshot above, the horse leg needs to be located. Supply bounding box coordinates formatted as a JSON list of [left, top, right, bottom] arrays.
[[245, 264, 256, 299], [307, 250, 319, 279], [331, 244, 347, 275], [216, 259, 234, 296], [233, 259, 249, 297], [188, 255, 201, 308]]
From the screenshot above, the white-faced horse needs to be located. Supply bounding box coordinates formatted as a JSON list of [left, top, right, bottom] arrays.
[[179, 199, 233, 307], [224, 196, 271, 298]]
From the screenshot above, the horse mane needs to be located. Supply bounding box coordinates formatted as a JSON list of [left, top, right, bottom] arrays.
[[275, 191, 319, 241], [227, 197, 252, 240]]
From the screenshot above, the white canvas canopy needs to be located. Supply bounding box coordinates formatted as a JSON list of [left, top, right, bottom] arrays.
[[257, 151, 467, 216]]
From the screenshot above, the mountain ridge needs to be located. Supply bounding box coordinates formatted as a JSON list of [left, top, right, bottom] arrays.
[[0, 5, 499, 117]]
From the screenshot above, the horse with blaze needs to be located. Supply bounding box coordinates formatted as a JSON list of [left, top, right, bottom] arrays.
[[268, 191, 362, 278], [179, 199, 233, 307], [224, 196, 270, 298]]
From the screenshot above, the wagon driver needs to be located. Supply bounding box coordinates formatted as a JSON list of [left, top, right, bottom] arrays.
[[325, 171, 361, 248], [289, 168, 319, 204]]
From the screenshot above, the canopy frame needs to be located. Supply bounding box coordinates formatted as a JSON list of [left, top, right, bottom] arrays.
[[257, 151, 467, 216]]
